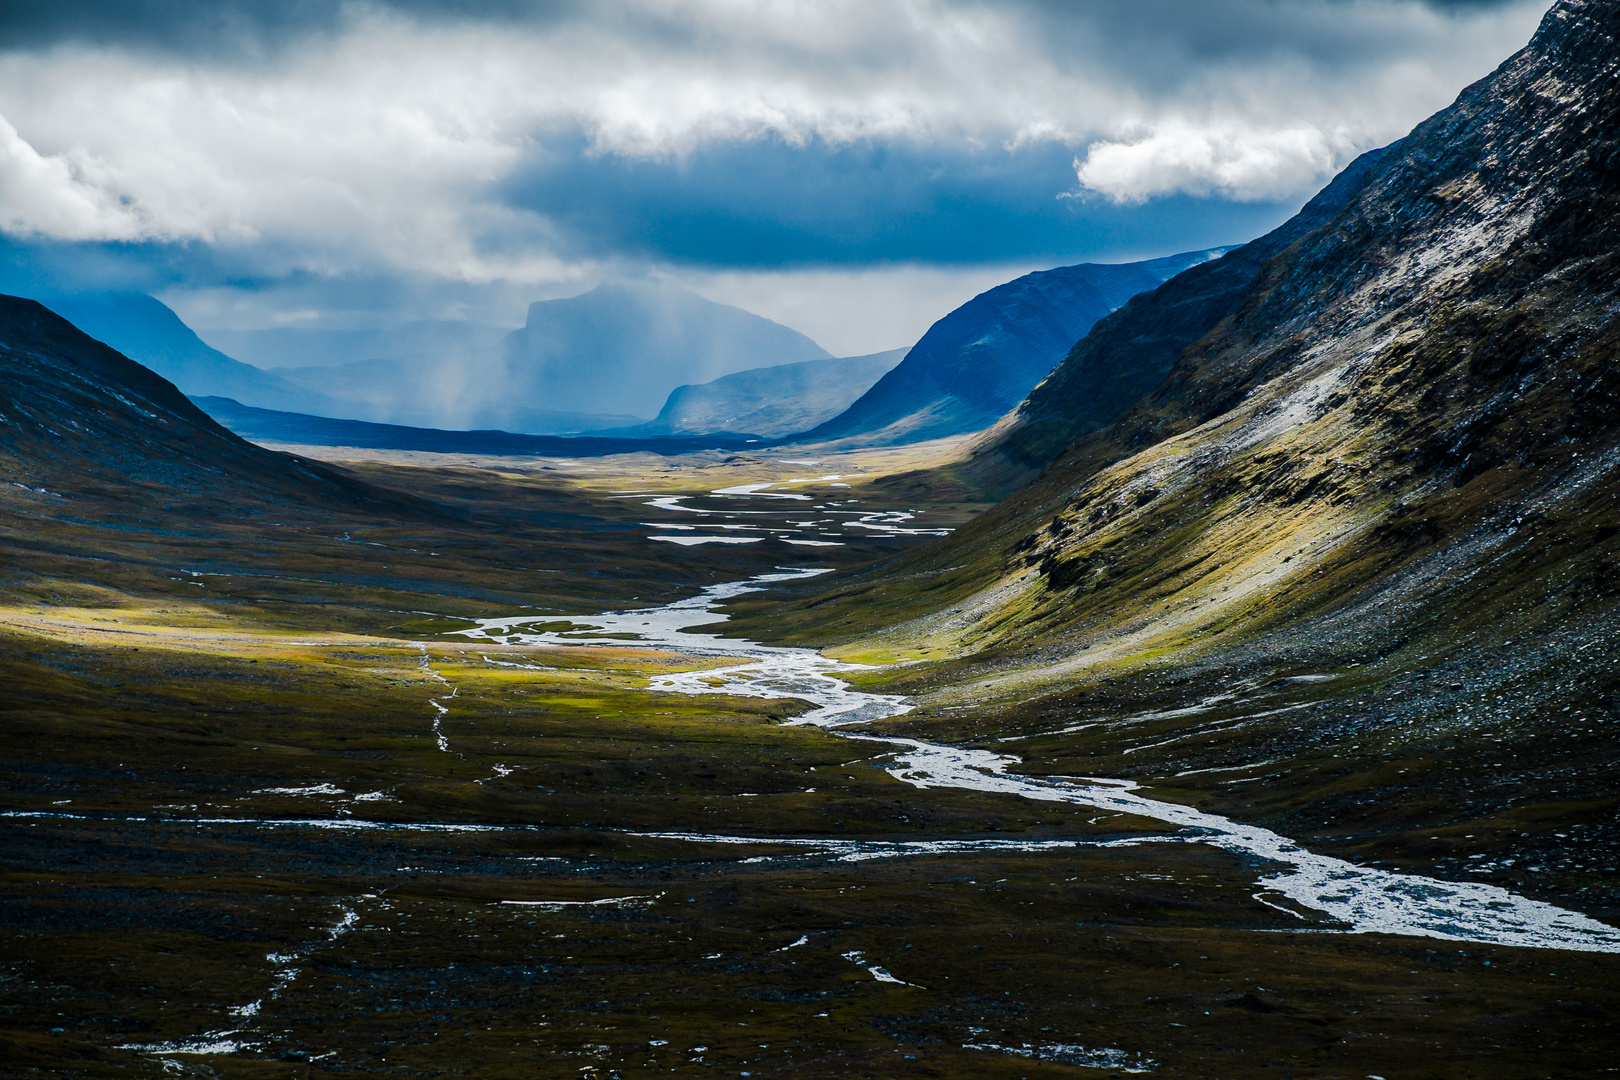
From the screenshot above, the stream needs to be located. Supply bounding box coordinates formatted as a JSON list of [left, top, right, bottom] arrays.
[[458, 568, 1620, 955]]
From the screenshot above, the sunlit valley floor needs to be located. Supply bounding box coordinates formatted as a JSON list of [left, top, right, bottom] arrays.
[[2, 438, 1617, 1080]]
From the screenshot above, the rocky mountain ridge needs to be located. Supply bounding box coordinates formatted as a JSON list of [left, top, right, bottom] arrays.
[[728, 0, 1620, 924]]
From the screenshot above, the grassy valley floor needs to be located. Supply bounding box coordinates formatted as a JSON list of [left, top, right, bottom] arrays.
[[2, 442, 1617, 1079]]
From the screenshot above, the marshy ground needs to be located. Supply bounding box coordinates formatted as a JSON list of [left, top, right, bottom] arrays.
[[3, 441, 1617, 1078]]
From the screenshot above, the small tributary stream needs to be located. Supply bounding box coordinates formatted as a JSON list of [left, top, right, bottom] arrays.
[[459, 569, 1620, 954]]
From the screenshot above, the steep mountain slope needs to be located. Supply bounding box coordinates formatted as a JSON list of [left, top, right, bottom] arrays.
[[37, 292, 343, 416], [739, 0, 1620, 903], [802, 250, 1225, 446], [630, 349, 907, 437], [0, 296, 385, 514], [967, 149, 1394, 484]]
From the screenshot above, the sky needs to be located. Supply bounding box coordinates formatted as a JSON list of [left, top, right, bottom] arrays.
[[0, 0, 1552, 356]]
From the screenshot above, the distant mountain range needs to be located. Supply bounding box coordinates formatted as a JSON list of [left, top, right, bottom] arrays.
[[35, 292, 346, 417], [232, 280, 832, 432], [619, 349, 908, 438], [36, 280, 838, 435], [802, 249, 1229, 446], [33, 258, 1243, 449]]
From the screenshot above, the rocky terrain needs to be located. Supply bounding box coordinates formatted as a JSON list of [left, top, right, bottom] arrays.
[[740, 0, 1620, 923]]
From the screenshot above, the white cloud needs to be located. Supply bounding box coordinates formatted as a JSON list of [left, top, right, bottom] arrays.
[[0, 0, 1553, 298], [0, 114, 153, 241], [1075, 120, 1352, 204]]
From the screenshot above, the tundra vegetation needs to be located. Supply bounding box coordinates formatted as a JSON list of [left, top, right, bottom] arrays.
[[7, 1, 1620, 1076]]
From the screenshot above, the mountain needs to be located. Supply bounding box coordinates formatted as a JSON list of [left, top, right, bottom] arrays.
[[499, 280, 831, 421], [196, 320, 511, 371], [202, 280, 832, 433], [791, 0, 1620, 664], [629, 349, 907, 437], [801, 250, 1227, 446], [35, 292, 343, 416], [0, 295, 384, 513], [967, 148, 1395, 484], [752, 0, 1620, 832]]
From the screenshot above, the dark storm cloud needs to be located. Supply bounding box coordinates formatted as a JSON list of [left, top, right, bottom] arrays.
[[0, 0, 1553, 344], [500, 132, 1289, 268], [0, 0, 1532, 58], [0, 1, 585, 57]]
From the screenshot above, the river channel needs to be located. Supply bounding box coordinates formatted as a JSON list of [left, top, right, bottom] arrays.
[[458, 569, 1620, 955]]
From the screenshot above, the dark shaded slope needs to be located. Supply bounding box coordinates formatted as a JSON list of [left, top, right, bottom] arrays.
[[974, 145, 1395, 479], [804, 250, 1224, 446], [0, 296, 395, 516]]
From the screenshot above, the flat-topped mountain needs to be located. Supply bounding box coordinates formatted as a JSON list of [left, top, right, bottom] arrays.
[[801, 249, 1227, 447], [502, 279, 831, 421]]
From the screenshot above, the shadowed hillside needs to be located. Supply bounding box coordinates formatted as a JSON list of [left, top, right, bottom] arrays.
[[803, 249, 1227, 447], [35, 292, 344, 417], [0, 295, 390, 516]]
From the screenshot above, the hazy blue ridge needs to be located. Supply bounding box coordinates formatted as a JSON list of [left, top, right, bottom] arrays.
[[801, 248, 1231, 446], [31, 292, 348, 416], [194, 279, 833, 434], [616, 348, 909, 438]]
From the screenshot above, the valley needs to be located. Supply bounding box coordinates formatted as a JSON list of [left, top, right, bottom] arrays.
[[3, 440, 1617, 1078], [5, 2, 1620, 1076]]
